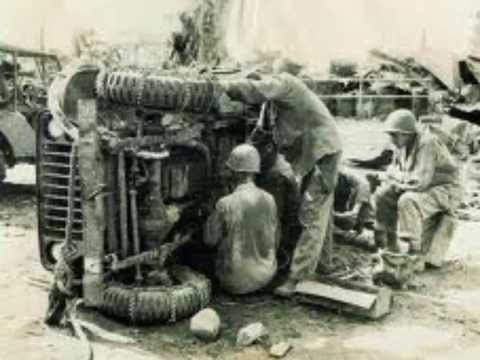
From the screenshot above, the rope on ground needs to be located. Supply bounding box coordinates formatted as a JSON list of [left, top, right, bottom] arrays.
[[67, 299, 93, 360]]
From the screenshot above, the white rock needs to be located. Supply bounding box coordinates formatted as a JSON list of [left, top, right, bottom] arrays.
[[269, 342, 293, 358], [189, 308, 221, 341], [236, 322, 268, 347]]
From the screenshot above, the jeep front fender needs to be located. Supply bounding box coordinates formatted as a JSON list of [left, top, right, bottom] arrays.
[[0, 110, 36, 161]]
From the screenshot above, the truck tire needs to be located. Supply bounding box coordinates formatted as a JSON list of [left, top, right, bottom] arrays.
[[101, 266, 211, 324]]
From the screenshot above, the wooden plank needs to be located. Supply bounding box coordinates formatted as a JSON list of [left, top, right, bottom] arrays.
[[295, 279, 392, 319], [298, 294, 372, 318], [371, 286, 393, 319], [316, 275, 379, 294], [295, 280, 376, 309]]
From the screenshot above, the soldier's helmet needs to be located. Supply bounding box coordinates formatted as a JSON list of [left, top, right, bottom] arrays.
[[384, 109, 418, 134], [226, 143, 261, 173]]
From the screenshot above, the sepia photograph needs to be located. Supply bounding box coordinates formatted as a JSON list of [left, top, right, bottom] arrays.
[[1, 0, 480, 359]]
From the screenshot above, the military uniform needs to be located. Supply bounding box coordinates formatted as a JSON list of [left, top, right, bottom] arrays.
[[334, 169, 372, 233], [375, 130, 462, 252], [256, 154, 301, 257], [205, 182, 279, 294], [224, 73, 342, 281]]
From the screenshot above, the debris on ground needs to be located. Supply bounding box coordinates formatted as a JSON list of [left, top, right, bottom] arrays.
[[372, 251, 418, 289], [457, 208, 480, 222], [328, 242, 375, 283], [77, 319, 136, 344], [236, 322, 268, 347], [190, 308, 221, 342], [295, 277, 392, 320], [269, 341, 293, 358], [67, 300, 93, 360]]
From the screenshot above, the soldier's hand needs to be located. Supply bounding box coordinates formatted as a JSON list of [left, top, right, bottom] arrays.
[[397, 178, 420, 192], [295, 174, 303, 188], [407, 240, 422, 254], [335, 211, 357, 229], [390, 180, 404, 194]]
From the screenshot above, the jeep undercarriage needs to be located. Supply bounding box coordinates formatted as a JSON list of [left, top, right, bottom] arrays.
[[38, 66, 259, 323]]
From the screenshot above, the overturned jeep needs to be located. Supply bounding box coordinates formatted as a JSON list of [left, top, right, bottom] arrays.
[[38, 64, 353, 323], [37, 66, 262, 324]]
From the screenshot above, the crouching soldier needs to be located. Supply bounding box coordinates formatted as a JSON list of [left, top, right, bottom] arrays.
[[204, 144, 280, 295], [334, 168, 373, 247], [374, 109, 462, 262]]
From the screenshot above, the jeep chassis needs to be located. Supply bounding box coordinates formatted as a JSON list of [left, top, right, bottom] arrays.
[[37, 66, 259, 324]]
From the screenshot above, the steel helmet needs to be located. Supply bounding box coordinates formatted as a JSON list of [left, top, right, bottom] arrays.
[[384, 109, 418, 134], [226, 144, 261, 173]]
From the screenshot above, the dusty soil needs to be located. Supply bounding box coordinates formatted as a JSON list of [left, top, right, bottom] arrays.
[[2, 120, 480, 360]]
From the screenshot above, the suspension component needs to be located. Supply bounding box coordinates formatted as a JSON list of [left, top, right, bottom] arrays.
[[130, 122, 144, 283], [129, 185, 142, 283], [107, 231, 192, 272], [139, 158, 178, 249], [118, 151, 129, 258], [102, 123, 203, 153]]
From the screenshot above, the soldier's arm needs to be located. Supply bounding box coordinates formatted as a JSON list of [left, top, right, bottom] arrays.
[[406, 141, 436, 191], [220, 75, 291, 105], [342, 169, 371, 205], [204, 200, 226, 247], [384, 152, 403, 185], [273, 202, 281, 251]]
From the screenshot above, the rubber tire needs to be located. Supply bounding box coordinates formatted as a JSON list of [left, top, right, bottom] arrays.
[[101, 265, 211, 324]]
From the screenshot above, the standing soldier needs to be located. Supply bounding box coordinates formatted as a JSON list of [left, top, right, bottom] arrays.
[[221, 58, 342, 296]]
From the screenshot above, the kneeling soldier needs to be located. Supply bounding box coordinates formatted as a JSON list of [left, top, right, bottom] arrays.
[[204, 144, 279, 295]]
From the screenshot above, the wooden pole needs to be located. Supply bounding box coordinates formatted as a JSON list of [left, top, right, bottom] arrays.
[[77, 99, 105, 307]]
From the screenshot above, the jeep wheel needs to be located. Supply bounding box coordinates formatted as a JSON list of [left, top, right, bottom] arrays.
[[101, 266, 211, 324]]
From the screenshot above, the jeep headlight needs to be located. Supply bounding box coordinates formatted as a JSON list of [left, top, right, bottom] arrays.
[[47, 117, 65, 140], [49, 242, 63, 262]]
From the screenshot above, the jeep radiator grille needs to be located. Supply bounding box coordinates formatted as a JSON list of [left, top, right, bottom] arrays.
[[38, 138, 83, 268]]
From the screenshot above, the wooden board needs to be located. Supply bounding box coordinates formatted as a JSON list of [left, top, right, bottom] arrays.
[[295, 281, 376, 309], [295, 279, 392, 320]]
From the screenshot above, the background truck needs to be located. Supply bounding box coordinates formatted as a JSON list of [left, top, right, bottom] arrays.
[[0, 42, 61, 182]]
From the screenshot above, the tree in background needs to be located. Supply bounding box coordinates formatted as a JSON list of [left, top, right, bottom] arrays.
[[169, 0, 229, 67], [72, 29, 121, 68]]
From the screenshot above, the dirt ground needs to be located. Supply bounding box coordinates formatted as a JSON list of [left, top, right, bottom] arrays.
[[2, 120, 480, 360]]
